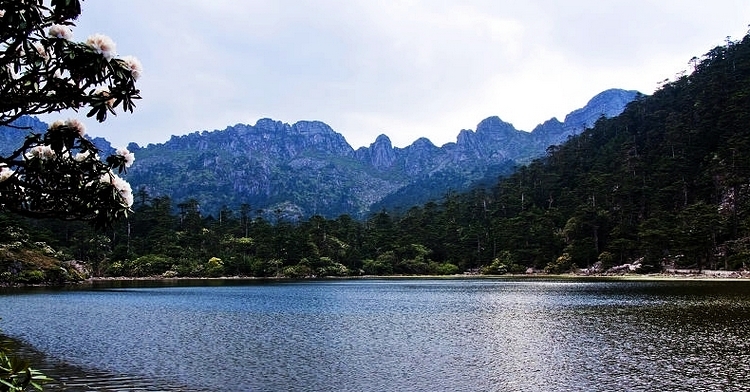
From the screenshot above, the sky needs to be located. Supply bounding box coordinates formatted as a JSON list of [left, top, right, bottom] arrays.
[[39, 1, 750, 149]]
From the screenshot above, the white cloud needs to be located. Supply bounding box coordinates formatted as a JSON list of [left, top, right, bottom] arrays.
[[39, 0, 750, 149]]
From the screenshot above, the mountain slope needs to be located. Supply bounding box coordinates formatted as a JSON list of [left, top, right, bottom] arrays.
[[1, 89, 639, 218], [123, 89, 637, 217]]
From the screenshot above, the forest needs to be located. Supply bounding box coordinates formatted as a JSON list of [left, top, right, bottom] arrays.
[[3, 30, 750, 284]]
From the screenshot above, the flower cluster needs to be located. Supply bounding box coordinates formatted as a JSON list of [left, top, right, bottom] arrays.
[[50, 118, 87, 137], [100, 172, 133, 207], [0, 165, 13, 183], [25, 145, 56, 161], [115, 147, 135, 168], [33, 117, 136, 210], [48, 24, 73, 40], [74, 150, 98, 162], [86, 33, 117, 61], [120, 55, 143, 80]]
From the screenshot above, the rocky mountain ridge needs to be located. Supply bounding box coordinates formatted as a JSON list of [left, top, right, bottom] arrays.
[[1, 88, 640, 218]]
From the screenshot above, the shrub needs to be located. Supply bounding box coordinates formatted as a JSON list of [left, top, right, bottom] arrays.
[[430, 262, 459, 275], [129, 254, 174, 276], [545, 253, 574, 274], [282, 264, 312, 278], [362, 259, 393, 275], [205, 257, 225, 277], [16, 270, 45, 284]]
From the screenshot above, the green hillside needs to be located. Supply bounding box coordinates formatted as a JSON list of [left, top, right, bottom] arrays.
[[478, 30, 750, 272]]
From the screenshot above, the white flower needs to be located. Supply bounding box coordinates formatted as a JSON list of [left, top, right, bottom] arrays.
[[99, 173, 111, 185], [48, 24, 73, 40], [50, 119, 65, 129], [0, 166, 14, 183], [0, 10, 5, 18], [113, 175, 133, 207], [119, 55, 143, 80], [101, 172, 133, 207], [66, 118, 86, 137], [74, 150, 94, 162], [25, 145, 55, 160], [123, 190, 134, 207], [86, 33, 116, 61], [49, 118, 86, 137], [116, 147, 135, 168]]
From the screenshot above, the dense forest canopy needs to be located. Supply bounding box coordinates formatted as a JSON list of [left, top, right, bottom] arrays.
[[3, 29, 750, 283]]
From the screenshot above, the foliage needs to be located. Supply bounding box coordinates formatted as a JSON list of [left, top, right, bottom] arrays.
[[205, 256, 224, 277], [125, 254, 173, 277], [0, 337, 51, 392], [0, 222, 86, 286], [481, 251, 524, 275], [429, 262, 459, 275], [0, 0, 142, 228], [544, 253, 574, 274]]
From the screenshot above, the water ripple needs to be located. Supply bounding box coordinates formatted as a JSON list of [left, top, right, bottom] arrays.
[[1, 278, 749, 391]]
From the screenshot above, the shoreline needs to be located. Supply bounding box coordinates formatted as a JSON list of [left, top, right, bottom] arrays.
[[81, 270, 750, 284], [3, 270, 749, 289]]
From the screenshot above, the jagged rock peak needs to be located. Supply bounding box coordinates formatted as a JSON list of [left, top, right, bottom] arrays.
[[530, 117, 564, 135], [292, 120, 336, 136], [455, 116, 520, 149], [541, 117, 563, 127], [455, 129, 474, 145], [249, 118, 349, 141], [372, 134, 393, 147], [254, 118, 288, 131], [409, 137, 436, 149], [563, 88, 640, 128], [291, 120, 353, 155], [475, 116, 517, 134], [367, 134, 396, 169], [216, 118, 353, 156]]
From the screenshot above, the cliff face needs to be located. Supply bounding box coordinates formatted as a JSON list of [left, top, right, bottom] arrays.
[[357, 134, 397, 169], [1, 89, 640, 218]]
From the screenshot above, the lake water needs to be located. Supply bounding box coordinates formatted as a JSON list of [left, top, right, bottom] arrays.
[[1, 277, 750, 391]]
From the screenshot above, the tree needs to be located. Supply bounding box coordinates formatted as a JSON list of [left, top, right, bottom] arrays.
[[0, 0, 142, 228], [0, 1, 144, 387]]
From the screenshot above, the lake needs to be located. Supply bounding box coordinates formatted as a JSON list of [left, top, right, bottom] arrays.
[[1, 277, 750, 391]]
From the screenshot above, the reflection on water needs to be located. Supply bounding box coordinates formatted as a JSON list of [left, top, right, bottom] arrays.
[[1, 278, 750, 391]]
